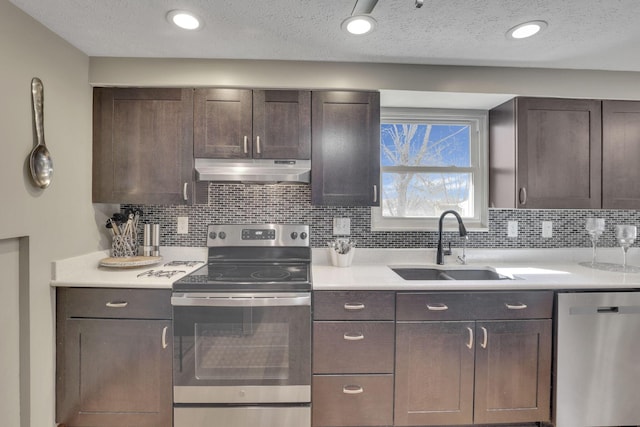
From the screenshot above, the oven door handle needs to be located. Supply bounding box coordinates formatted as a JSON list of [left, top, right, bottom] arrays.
[[171, 293, 311, 307]]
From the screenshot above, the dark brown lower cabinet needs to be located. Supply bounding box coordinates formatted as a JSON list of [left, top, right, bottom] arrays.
[[395, 291, 553, 426], [56, 288, 172, 427], [395, 321, 475, 426], [395, 320, 551, 426]]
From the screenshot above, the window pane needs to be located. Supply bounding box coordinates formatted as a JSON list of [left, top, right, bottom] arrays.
[[382, 172, 474, 218], [381, 124, 471, 167]]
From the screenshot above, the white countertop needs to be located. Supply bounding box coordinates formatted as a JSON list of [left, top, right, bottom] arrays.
[[311, 248, 640, 291], [51, 247, 208, 288], [51, 246, 640, 291]]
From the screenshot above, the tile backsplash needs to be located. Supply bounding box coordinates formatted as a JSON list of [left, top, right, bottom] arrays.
[[122, 183, 640, 249]]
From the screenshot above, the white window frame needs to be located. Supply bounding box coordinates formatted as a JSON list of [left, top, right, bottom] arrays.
[[371, 107, 489, 232]]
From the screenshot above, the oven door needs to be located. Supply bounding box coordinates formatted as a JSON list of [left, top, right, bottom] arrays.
[[171, 292, 311, 404]]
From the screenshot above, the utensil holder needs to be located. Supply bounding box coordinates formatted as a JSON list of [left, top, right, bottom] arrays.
[[329, 248, 355, 267], [111, 235, 137, 258]]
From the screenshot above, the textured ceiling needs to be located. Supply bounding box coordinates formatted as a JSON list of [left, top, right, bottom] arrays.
[[8, 0, 640, 72]]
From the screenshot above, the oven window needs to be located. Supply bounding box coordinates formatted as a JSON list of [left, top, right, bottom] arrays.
[[173, 302, 311, 387], [195, 320, 289, 380]]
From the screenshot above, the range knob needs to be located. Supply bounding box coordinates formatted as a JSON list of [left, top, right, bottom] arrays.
[[218, 231, 227, 240], [290, 232, 298, 240], [300, 232, 308, 240], [208, 231, 217, 240]]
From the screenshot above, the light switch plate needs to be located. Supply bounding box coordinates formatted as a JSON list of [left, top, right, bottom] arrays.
[[542, 221, 553, 238], [177, 217, 189, 234], [507, 221, 518, 238], [333, 217, 351, 235]]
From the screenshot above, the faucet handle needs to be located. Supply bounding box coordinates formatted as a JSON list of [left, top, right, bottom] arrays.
[[444, 241, 452, 256]]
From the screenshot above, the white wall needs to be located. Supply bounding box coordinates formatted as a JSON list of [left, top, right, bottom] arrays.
[[90, 57, 640, 101], [0, 1, 113, 425]]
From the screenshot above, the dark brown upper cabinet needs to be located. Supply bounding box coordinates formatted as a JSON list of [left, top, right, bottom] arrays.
[[311, 91, 380, 206], [602, 100, 640, 209], [489, 97, 602, 209], [194, 89, 311, 159], [92, 87, 194, 205]]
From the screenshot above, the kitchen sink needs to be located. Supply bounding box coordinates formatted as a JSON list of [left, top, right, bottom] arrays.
[[391, 267, 512, 281]]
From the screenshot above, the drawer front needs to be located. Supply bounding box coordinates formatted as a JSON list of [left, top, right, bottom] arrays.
[[313, 321, 394, 374], [397, 291, 553, 321], [312, 374, 393, 427], [59, 288, 172, 319], [314, 291, 395, 320]]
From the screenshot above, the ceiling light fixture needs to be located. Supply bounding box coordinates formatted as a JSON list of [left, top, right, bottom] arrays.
[[166, 10, 202, 30], [507, 20, 547, 39], [341, 15, 377, 35], [342, 0, 378, 35]]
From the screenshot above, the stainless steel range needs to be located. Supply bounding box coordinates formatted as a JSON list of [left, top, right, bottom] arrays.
[[171, 224, 311, 427]]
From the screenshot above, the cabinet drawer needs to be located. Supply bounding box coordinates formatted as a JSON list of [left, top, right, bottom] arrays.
[[314, 291, 395, 320], [313, 321, 394, 374], [59, 288, 172, 319], [397, 291, 553, 321], [312, 374, 393, 427]]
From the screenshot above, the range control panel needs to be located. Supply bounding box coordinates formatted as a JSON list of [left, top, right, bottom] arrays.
[[207, 224, 309, 247]]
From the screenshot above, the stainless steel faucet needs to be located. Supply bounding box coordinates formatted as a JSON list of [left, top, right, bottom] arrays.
[[436, 210, 468, 265]]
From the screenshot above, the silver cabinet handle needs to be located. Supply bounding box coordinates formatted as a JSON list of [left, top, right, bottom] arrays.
[[343, 332, 365, 341], [466, 326, 473, 349], [344, 303, 365, 311], [162, 326, 168, 349], [183, 182, 188, 201], [505, 303, 528, 310], [105, 301, 128, 308], [426, 303, 449, 311], [373, 184, 378, 203], [243, 136, 249, 154], [343, 385, 364, 394], [480, 326, 488, 348], [256, 136, 261, 154], [519, 187, 527, 205]]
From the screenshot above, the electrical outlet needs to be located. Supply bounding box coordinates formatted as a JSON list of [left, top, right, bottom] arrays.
[[507, 221, 518, 238], [333, 217, 351, 235], [542, 221, 553, 238], [177, 217, 189, 234]]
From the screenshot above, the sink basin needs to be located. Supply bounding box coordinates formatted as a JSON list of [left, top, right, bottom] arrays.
[[391, 267, 511, 281]]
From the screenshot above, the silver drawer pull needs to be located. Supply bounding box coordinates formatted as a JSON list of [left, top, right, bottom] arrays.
[[105, 301, 128, 308], [343, 385, 364, 394], [162, 326, 168, 349], [480, 326, 488, 349], [466, 327, 473, 349], [505, 303, 528, 310], [427, 303, 449, 311], [344, 303, 365, 311], [343, 332, 365, 341], [243, 136, 248, 154]]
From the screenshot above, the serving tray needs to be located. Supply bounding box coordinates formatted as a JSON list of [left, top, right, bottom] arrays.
[[99, 256, 163, 268]]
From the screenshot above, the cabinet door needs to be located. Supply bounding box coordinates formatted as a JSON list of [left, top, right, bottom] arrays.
[[194, 88, 253, 158], [57, 318, 172, 427], [311, 91, 380, 206], [603, 100, 640, 208], [253, 90, 311, 159], [92, 88, 194, 204], [474, 320, 552, 424], [516, 97, 601, 208], [394, 321, 475, 426]]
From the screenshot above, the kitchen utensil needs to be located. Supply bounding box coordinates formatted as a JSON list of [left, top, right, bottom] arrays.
[[28, 77, 53, 189]]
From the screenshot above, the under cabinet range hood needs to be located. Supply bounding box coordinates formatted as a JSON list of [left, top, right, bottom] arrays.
[[195, 158, 311, 184]]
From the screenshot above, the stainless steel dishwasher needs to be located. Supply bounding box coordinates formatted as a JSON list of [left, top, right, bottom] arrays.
[[556, 291, 640, 427]]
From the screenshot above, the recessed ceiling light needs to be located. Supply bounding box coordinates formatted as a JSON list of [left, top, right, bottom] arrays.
[[507, 20, 547, 39], [341, 15, 377, 35], [167, 10, 202, 30]]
